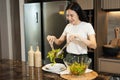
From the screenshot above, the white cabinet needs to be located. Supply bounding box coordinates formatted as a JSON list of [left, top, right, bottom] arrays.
[[101, 0, 120, 10], [76, 0, 93, 10], [99, 58, 120, 74]]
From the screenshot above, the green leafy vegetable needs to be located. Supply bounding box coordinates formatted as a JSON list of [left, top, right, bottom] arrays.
[[47, 49, 64, 64], [69, 62, 87, 75]]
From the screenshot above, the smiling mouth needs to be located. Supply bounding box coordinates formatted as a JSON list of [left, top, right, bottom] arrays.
[[69, 21, 74, 23]]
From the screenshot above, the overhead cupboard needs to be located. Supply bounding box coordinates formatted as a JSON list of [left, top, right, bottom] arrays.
[[101, 0, 120, 10], [75, 0, 93, 10]]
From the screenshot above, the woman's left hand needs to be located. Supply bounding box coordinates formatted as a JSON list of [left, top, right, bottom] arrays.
[[68, 34, 77, 42]]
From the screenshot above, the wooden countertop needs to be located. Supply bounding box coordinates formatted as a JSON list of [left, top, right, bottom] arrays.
[[0, 59, 112, 80]]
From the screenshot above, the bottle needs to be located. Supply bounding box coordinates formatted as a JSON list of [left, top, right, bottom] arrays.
[[34, 46, 42, 67], [28, 46, 34, 67]]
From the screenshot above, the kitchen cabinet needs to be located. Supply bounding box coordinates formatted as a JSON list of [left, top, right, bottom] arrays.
[[25, 0, 93, 10], [94, 0, 120, 75], [75, 0, 93, 10], [101, 0, 120, 10], [98, 58, 120, 74]]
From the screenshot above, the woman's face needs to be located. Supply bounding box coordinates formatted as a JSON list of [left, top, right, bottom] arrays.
[[66, 9, 80, 25]]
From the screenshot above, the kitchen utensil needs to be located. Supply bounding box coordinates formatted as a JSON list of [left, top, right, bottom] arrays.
[[49, 42, 54, 50], [110, 27, 119, 47], [56, 43, 69, 57], [60, 70, 98, 80], [102, 45, 120, 57], [102, 27, 120, 57], [117, 39, 120, 47]]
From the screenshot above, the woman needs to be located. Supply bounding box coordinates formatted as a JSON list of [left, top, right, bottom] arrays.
[[47, 2, 97, 65]]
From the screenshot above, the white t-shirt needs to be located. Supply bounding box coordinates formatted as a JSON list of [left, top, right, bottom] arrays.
[[62, 21, 95, 55]]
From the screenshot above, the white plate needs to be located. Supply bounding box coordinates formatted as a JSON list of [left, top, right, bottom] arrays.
[[42, 63, 66, 74]]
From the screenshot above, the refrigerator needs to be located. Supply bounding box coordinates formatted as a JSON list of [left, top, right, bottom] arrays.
[[24, 3, 41, 61], [24, 1, 69, 63]]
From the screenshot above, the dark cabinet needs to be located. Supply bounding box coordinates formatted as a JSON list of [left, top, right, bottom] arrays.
[[101, 0, 120, 10]]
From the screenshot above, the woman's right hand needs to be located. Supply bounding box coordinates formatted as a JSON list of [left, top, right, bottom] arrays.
[[47, 35, 57, 44]]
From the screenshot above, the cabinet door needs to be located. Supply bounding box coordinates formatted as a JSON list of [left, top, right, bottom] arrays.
[[76, 0, 93, 10], [101, 0, 120, 10]]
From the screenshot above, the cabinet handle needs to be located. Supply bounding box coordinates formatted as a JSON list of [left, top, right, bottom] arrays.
[[36, 12, 38, 23]]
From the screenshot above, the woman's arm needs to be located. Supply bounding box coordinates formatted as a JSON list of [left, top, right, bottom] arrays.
[[47, 35, 66, 45], [54, 35, 66, 45], [80, 34, 97, 49], [68, 34, 97, 49]]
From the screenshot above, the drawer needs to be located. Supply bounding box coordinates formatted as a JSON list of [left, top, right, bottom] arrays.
[[98, 58, 120, 74]]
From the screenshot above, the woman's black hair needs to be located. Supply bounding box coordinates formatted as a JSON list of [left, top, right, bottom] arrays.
[[66, 2, 88, 22]]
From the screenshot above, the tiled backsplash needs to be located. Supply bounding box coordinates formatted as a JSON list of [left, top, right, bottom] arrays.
[[107, 11, 120, 43]]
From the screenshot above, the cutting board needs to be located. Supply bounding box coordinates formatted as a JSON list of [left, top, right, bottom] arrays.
[[60, 71, 98, 80], [110, 27, 119, 47]]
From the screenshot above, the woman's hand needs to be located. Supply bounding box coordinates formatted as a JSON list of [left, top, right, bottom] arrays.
[[47, 35, 57, 44], [68, 34, 78, 42], [68, 34, 97, 49]]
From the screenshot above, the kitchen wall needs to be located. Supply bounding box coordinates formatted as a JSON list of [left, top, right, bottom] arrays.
[[107, 11, 120, 43], [0, 0, 22, 61], [0, 0, 11, 59]]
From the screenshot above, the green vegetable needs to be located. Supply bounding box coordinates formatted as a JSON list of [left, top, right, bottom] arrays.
[[47, 49, 64, 64], [69, 62, 87, 75]]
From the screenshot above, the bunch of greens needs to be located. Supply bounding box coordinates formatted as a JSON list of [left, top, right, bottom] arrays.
[[69, 62, 87, 75], [47, 49, 64, 64]]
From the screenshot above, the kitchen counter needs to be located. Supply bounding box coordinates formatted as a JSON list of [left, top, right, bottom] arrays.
[[0, 59, 114, 80]]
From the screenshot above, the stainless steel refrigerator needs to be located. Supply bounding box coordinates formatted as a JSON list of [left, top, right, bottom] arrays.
[[24, 3, 41, 61], [24, 1, 69, 63]]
